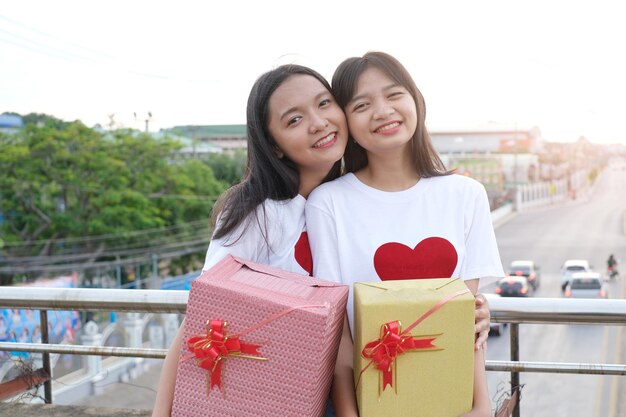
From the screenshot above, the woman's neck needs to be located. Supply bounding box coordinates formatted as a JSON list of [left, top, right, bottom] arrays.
[[356, 149, 419, 191], [298, 168, 329, 199]]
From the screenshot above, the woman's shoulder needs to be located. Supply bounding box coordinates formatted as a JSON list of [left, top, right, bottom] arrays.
[[216, 196, 303, 236], [307, 174, 355, 204], [264, 195, 306, 215], [209, 196, 305, 258]]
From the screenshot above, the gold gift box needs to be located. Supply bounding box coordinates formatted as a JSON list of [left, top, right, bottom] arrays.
[[354, 278, 475, 417]]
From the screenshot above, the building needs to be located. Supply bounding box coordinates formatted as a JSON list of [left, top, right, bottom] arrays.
[[0, 114, 23, 133], [440, 154, 505, 194], [164, 125, 247, 154], [430, 126, 543, 154], [150, 131, 222, 159], [431, 126, 543, 189]]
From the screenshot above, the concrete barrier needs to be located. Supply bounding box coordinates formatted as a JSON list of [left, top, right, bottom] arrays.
[[0, 402, 150, 417], [491, 203, 514, 225]]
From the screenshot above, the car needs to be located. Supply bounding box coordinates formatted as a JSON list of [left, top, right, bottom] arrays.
[[486, 294, 506, 337], [564, 272, 608, 299], [508, 260, 541, 289], [495, 275, 531, 297], [560, 259, 591, 291], [489, 322, 504, 336], [489, 318, 508, 337]]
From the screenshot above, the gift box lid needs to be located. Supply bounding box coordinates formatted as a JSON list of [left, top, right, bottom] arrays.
[[194, 255, 348, 307]]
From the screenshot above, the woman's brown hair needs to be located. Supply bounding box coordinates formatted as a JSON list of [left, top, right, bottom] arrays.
[[332, 51, 451, 177]]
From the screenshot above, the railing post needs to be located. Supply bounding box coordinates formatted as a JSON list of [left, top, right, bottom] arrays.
[[80, 320, 104, 393], [163, 314, 180, 349], [39, 310, 52, 403], [515, 187, 523, 213], [151, 253, 158, 289], [115, 256, 122, 288], [122, 312, 144, 378], [510, 323, 520, 417]]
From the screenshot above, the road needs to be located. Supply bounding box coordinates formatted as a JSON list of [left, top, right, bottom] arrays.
[[485, 161, 626, 417]]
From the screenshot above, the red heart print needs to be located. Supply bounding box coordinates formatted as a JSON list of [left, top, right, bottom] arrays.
[[374, 237, 458, 280], [294, 231, 313, 276]]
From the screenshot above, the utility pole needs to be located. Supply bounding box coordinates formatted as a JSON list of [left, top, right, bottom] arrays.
[[133, 112, 153, 132]]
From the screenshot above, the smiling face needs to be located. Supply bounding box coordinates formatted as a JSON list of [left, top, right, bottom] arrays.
[[267, 74, 348, 180], [345, 67, 417, 159]]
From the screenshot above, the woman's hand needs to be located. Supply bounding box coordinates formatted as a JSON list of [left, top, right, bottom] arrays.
[[474, 293, 490, 351]]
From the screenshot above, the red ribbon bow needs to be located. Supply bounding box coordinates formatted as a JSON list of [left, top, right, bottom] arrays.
[[361, 321, 437, 391], [187, 320, 264, 390]]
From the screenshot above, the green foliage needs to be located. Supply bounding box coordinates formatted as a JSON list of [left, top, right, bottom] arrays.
[[204, 149, 246, 187], [21, 112, 71, 129], [0, 122, 226, 259]]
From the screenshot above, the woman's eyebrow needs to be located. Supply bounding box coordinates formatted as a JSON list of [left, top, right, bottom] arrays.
[[279, 91, 329, 121], [348, 92, 368, 105], [280, 107, 298, 121], [348, 84, 398, 105]]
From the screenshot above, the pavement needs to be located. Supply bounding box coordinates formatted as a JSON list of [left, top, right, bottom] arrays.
[[74, 354, 626, 417], [74, 359, 162, 412], [0, 402, 151, 417]]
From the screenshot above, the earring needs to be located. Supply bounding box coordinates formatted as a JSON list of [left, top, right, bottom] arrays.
[[274, 147, 284, 159]]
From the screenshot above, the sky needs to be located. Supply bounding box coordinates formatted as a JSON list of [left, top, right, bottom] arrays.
[[1, 0, 625, 144]]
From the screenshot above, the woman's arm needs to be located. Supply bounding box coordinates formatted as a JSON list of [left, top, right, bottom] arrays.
[[461, 279, 491, 417], [331, 316, 359, 417], [152, 322, 184, 417]]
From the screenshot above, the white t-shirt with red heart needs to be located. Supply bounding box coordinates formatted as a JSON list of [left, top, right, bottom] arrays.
[[202, 195, 313, 276], [305, 172, 504, 329]]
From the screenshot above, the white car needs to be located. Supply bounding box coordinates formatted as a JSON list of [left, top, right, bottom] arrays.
[[560, 259, 591, 291], [564, 272, 608, 299]]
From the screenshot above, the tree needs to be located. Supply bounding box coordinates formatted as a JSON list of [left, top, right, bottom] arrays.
[[203, 150, 247, 187], [21, 112, 71, 129], [0, 121, 226, 264]]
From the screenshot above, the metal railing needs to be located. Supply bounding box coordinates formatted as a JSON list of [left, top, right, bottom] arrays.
[[1, 288, 625, 416]]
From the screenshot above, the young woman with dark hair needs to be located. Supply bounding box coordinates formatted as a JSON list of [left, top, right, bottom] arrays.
[[209, 65, 343, 243], [152, 64, 349, 416], [306, 51, 504, 417]]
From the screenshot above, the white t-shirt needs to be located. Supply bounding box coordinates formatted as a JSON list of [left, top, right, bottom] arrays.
[[202, 195, 312, 276], [305, 173, 504, 328]]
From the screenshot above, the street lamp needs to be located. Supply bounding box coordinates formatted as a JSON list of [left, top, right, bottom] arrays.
[[134, 112, 153, 133]]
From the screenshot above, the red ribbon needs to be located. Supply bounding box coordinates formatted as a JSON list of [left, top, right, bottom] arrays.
[[186, 320, 264, 390], [357, 288, 471, 392], [361, 321, 436, 391]]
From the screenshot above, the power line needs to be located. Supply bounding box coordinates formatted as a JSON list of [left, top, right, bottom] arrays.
[[0, 35, 80, 62], [4, 231, 213, 265], [0, 240, 211, 274], [0, 14, 221, 85], [1, 218, 211, 248], [0, 15, 114, 61], [0, 27, 92, 63]]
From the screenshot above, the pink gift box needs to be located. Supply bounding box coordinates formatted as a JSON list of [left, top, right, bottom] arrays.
[[172, 255, 348, 417]]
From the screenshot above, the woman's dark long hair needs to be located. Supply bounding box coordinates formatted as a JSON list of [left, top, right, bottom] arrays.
[[212, 65, 342, 243], [332, 51, 450, 177]]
